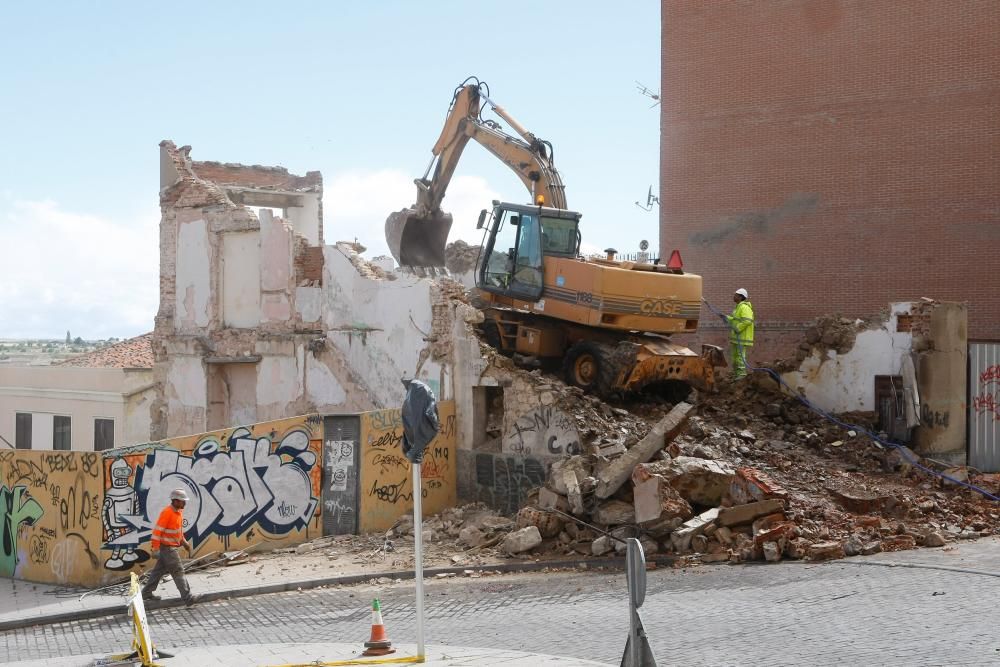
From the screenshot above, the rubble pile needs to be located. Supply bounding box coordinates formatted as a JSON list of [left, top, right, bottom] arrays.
[[481, 344, 654, 456], [774, 313, 878, 371], [500, 376, 1000, 565]]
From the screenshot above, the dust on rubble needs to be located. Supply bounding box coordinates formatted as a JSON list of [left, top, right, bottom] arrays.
[[202, 308, 996, 582], [774, 312, 883, 371], [497, 369, 999, 567], [444, 240, 481, 275]]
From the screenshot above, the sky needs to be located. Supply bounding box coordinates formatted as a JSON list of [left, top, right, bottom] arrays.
[[0, 1, 661, 340]]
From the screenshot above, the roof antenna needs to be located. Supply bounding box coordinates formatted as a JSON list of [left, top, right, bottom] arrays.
[[635, 186, 660, 212], [635, 81, 660, 108]]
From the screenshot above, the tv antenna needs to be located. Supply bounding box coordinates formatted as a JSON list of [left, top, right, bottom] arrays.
[[635, 81, 660, 107], [635, 186, 660, 212]]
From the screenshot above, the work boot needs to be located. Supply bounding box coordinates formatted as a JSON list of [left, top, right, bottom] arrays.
[[184, 594, 201, 607], [142, 592, 161, 602]]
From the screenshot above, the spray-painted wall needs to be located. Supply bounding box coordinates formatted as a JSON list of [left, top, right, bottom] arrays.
[[3, 406, 463, 587], [0, 449, 104, 586], [970, 343, 1000, 471], [358, 401, 457, 533], [99, 414, 323, 584]]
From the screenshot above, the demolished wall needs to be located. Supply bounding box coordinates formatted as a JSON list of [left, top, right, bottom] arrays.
[[154, 142, 415, 439], [779, 300, 967, 463]]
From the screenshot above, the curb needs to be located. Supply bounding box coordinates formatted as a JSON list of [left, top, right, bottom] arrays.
[[0, 555, 675, 632]]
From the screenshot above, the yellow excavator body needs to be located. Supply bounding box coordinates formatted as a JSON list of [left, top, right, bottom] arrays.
[[387, 78, 724, 396]]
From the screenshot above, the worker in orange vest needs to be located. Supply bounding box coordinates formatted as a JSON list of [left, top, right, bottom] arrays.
[[141, 488, 199, 606]]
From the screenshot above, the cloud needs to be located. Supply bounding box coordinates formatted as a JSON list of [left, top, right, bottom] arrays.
[[0, 199, 159, 339], [324, 169, 500, 258]]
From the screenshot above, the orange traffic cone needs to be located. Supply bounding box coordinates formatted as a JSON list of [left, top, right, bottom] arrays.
[[362, 598, 395, 656]]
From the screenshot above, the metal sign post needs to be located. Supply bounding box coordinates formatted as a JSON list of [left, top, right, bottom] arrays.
[[621, 538, 657, 667], [400, 377, 438, 663], [412, 461, 426, 660]]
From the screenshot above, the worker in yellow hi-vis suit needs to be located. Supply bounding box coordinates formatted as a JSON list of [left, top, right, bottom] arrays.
[[727, 288, 754, 379]]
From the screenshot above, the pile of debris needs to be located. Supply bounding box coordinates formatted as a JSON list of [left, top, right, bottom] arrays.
[[774, 312, 877, 371], [498, 377, 1000, 565], [481, 343, 654, 457]]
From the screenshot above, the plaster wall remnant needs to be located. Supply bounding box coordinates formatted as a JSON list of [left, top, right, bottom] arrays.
[[781, 299, 967, 464], [154, 141, 368, 438], [153, 141, 486, 444]]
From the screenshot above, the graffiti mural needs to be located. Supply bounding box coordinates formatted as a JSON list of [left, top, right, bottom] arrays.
[[1, 485, 45, 577], [472, 453, 547, 515], [358, 401, 457, 533], [503, 405, 581, 456], [0, 449, 102, 586], [101, 416, 322, 570]]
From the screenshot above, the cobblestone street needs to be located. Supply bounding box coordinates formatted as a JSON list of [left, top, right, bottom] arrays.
[[4, 541, 1000, 666]]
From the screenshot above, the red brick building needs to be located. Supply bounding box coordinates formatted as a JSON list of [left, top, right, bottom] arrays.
[[660, 1, 1000, 361]]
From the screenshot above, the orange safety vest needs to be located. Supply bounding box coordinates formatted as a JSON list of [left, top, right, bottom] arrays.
[[151, 505, 184, 550]]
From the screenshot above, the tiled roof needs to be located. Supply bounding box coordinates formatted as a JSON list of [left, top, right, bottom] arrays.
[[56, 333, 154, 369]]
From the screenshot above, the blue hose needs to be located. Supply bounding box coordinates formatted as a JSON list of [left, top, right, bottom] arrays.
[[702, 298, 1000, 502]]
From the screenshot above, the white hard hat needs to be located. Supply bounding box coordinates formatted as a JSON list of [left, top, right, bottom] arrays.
[[170, 489, 189, 502], [735, 288, 749, 299]]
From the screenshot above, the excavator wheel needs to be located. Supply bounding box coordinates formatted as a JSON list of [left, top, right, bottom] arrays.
[[563, 341, 616, 397]]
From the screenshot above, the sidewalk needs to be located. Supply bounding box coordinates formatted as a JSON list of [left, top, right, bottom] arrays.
[[3, 643, 612, 666], [0, 549, 656, 631]]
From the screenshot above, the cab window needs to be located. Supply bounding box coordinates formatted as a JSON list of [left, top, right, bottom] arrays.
[[479, 208, 544, 299], [540, 216, 579, 255]]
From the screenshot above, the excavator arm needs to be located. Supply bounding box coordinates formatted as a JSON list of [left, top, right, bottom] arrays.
[[386, 79, 566, 268]]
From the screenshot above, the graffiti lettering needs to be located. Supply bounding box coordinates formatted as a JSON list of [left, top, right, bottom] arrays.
[[81, 453, 99, 478], [59, 483, 98, 532], [50, 540, 76, 584], [29, 535, 49, 564], [973, 393, 1000, 422], [369, 430, 403, 450], [421, 454, 449, 481], [980, 364, 1000, 387], [441, 414, 457, 439], [323, 498, 355, 528], [369, 479, 426, 505], [505, 406, 580, 456], [103, 428, 319, 560], [371, 453, 407, 473], [473, 454, 546, 516], [9, 460, 48, 489], [277, 501, 298, 519], [547, 435, 582, 456], [44, 453, 78, 474], [367, 410, 403, 432], [920, 404, 951, 429], [1, 485, 44, 577]]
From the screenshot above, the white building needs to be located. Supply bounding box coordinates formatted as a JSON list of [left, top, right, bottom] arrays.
[[0, 334, 157, 451]]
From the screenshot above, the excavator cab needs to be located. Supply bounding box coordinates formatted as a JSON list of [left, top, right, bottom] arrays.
[[476, 202, 581, 302]]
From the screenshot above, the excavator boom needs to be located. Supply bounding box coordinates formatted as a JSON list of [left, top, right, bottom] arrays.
[[386, 78, 565, 269]]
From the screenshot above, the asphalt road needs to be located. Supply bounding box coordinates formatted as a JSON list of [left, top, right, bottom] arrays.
[[4, 543, 1000, 666]]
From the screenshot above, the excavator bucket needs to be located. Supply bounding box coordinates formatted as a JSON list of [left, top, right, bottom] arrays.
[[385, 208, 453, 269]]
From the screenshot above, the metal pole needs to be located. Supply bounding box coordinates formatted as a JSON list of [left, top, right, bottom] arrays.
[[412, 461, 426, 659], [627, 540, 639, 667]]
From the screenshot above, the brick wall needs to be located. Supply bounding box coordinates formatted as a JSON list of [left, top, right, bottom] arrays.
[[191, 161, 322, 191], [295, 245, 325, 284], [660, 0, 1000, 357]]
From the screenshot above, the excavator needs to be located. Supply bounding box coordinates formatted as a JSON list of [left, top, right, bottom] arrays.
[[386, 77, 723, 396]]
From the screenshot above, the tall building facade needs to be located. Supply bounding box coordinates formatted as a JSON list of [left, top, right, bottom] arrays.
[[660, 1, 1000, 361]]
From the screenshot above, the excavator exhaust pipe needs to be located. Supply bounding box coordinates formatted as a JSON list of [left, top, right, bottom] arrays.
[[385, 208, 453, 269]]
